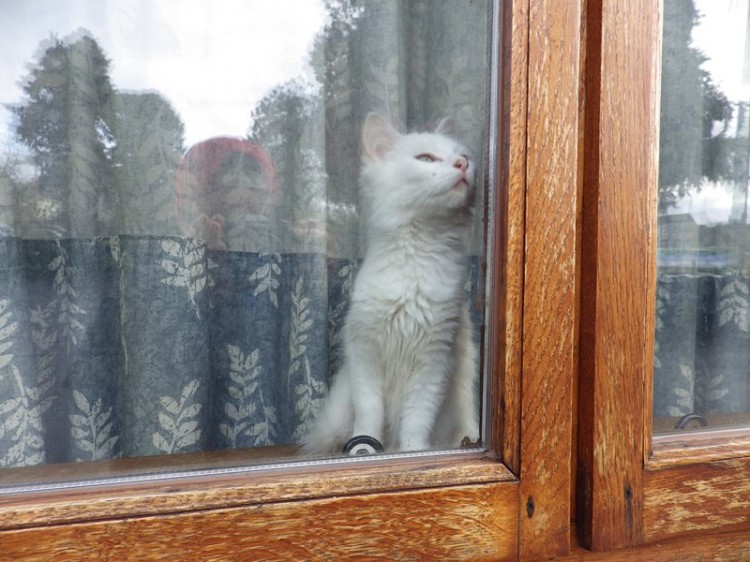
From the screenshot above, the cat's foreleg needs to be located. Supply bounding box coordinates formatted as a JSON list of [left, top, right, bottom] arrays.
[[347, 344, 386, 446], [434, 306, 480, 446], [300, 371, 353, 455], [398, 360, 453, 452]]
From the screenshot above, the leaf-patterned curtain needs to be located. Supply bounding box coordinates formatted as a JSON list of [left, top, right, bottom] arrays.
[[0, 1, 490, 468], [654, 271, 750, 419]]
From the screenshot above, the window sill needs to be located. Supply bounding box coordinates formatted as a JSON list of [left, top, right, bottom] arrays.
[[650, 425, 750, 469], [0, 449, 513, 531]]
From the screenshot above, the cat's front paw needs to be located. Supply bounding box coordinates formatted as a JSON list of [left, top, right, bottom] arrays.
[[460, 435, 482, 448], [343, 435, 384, 456]]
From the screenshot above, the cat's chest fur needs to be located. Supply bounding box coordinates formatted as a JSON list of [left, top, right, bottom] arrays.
[[351, 221, 467, 331]]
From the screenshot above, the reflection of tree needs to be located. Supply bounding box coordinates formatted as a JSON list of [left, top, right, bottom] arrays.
[[659, 0, 745, 212], [250, 80, 329, 252], [13, 32, 117, 236], [11, 31, 188, 238], [0, 147, 23, 236], [113, 92, 185, 235], [246, 1, 375, 255], [247, 0, 487, 255], [250, 81, 317, 186]]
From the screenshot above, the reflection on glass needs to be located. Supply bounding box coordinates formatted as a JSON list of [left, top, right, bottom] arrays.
[[656, 0, 750, 433], [0, 0, 491, 480]]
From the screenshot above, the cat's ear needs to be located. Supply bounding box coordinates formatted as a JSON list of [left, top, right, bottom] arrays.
[[434, 116, 454, 136], [362, 112, 400, 161]]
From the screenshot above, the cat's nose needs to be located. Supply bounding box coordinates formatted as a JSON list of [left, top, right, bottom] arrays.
[[453, 156, 469, 173]]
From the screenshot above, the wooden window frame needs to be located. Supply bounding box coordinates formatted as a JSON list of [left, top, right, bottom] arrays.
[[8, 0, 750, 559], [0, 0, 581, 559], [577, 0, 750, 553]]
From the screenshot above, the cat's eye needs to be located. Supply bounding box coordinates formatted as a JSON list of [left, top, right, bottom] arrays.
[[415, 153, 438, 163]]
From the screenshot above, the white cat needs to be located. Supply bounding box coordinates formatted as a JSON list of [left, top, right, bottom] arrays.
[[301, 112, 479, 454]]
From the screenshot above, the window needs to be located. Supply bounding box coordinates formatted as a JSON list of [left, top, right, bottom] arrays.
[[0, 0, 493, 487], [9, 1, 749, 560], [578, 0, 750, 554], [655, 0, 750, 434], [0, 0, 564, 558]]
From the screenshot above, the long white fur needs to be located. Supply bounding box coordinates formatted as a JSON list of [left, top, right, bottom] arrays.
[[301, 112, 479, 454]]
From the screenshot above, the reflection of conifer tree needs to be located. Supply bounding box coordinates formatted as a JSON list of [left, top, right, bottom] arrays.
[[0, 148, 23, 236], [250, 81, 316, 186], [659, 0, 739, 211], [112, 92, 185, 235], [250, 80, 319, 251], [316, 0, 365, 254], [248, 1, 365, 255], [13, 32, 117, 237]]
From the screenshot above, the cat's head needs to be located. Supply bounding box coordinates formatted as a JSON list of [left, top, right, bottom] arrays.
[[360, 113, 476, 227]]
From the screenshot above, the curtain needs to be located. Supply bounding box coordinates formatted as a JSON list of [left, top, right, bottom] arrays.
[[0, 1, 490, 468], [654, 271, 750, 420]]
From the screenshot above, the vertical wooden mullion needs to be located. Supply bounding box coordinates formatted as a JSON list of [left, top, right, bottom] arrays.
[[577, 0, 661, 551], [519, 0, 582, 559], [492, 0, 529, 477]]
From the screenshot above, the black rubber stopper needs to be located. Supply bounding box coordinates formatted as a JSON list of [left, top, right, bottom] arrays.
[[342, 435, 384, 456]]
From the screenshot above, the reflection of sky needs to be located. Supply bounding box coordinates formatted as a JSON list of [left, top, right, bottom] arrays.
[[670, 182, 734, 225], [669, 0, 750, 223], [0, 0, 326, 148], [693, 0, 750, 103]]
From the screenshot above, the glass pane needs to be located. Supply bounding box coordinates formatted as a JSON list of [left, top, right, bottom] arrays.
[[0, 0, 495, 486], [655, 0, 750, 434]]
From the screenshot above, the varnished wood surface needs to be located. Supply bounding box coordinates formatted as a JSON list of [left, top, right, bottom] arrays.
[[0, 482, 519, 561], [0, 453, 512, 531], [577, 0, 661, 551], [563, 527, 750, 562], [577, 0, 750, 554], [5, 506, 750, 562], [640, 0, 663, 475], [643, 457, 750, 542], [493, 0, 528, 478], [519, 0, 581, 559], [651, 426, 750, 468]]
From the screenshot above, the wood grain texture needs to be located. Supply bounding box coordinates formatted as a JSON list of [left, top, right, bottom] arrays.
[[563, 526, 750, 562], [577, 0, 661, 551], [0, 482, 519, 562], [519, 0, 581, 559], [490, 0, 529, 479], [0, 454, 512, 531], [643, 458, 750, 542], [651, 427, 750, 468], [571, 0, 589, 519], [640, 0, 663, 476]]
